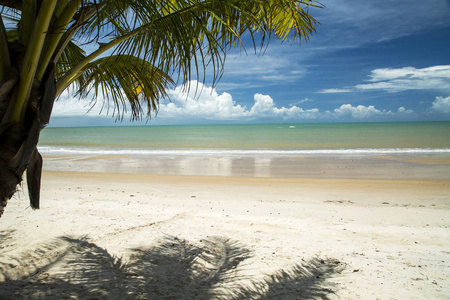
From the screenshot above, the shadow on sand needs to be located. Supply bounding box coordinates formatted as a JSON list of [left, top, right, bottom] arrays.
[[0, 235, 343, 299]]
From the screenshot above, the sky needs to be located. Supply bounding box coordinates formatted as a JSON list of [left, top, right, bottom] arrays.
[[49, 0, 450, 127]]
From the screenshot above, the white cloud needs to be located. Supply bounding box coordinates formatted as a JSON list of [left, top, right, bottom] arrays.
[[51, 81, 435, 125], [320, 65, 450, 93], [161, 82, 247, 120], [398, 107, 414, 114], [356, 65, 450, 92], [51, 89, 145, 124], [249, 94, 274, 116], [329, 103, 418, 120], [332, 104, 388, 119], [157, 81, 417, 122], [368, 66, 450, 82], [159, 82, 322, 121], [430, 96, 450, 114], [290, 98, 313, 106], [318, 88, 354, 94], [52, 90, 106, 117], [249, 94, 320, 119]]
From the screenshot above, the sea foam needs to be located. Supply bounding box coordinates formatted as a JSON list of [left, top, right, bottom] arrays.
[[38, 146, 450, 156]]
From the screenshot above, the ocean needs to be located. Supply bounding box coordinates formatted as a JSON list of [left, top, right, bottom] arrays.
[[38, 122, 450, 156]]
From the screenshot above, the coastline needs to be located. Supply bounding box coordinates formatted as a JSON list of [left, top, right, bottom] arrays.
[[41, 152, 450, 179], [1, 153, 449, 299]]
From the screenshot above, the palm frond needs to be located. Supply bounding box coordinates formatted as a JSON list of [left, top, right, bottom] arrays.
[[58, 0, 321, 104], [74, 54, 174, 121], [55, 40, 86, 81]]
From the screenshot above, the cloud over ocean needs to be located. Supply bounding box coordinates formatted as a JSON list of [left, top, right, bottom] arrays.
[[51, 80, 449, 126]]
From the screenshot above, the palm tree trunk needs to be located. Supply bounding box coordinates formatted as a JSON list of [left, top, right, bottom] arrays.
[[0, 65, 56, 217], [0, 122, 30, 217]]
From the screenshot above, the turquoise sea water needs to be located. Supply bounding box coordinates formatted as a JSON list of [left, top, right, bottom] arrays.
[[38, 122, 450, 155]]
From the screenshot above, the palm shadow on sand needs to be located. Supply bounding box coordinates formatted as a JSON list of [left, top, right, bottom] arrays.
[[0, 235, 343, 299]]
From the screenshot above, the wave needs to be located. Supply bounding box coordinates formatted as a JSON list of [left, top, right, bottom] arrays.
[[38, 146, 450, 156]]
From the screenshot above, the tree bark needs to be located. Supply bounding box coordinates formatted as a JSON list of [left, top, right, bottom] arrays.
[[0, 64, 55, 217]]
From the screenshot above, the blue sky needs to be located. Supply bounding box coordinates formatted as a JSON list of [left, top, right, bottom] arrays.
[[49, 0, 450, 127]]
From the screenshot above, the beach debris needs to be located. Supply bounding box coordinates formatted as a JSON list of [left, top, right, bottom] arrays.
[[324, 200, 354, 205]]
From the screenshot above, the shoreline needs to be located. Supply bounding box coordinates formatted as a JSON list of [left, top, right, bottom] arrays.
[[1, 154, 449, 298], [42, 153, 450, 179]]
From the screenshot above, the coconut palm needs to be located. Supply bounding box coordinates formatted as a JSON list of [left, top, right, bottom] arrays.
[[0, 0, 322, 217]]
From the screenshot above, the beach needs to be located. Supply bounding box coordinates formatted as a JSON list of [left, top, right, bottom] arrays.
[[1, 153, 449, 299]]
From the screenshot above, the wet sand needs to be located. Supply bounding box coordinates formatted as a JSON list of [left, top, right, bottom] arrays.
[[41, 153, 450, 179]]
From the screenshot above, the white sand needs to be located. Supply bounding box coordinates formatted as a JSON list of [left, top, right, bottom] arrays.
[[0, 155, 449, 299]]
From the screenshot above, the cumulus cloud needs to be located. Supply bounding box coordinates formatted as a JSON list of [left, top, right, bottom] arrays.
[[160, 82, 247, 120], [156, 81, 416, 122], [51, 90, 142, 125], [332, 104, 387, 119], [250, 94, 320, 119], [52, 90, 106, 117], [50, 81, 435, 125], [159, 81, 326, 121], [320, 65, 450, 93], [329, 103, 418, 120], [430, 96, 450, 114], [397, 106, 414, 114], [158, 82, 323, 121]]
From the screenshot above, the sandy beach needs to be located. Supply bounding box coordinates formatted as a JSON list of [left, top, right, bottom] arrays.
[[1, 154, 449, 299]]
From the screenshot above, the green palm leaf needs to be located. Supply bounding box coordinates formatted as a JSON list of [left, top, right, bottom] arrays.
[[75, 55, 174, 121], [57, 0, 322, 111], [55, 41, 86, 81]]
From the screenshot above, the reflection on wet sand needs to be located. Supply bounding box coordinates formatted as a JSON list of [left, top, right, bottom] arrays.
[[43, 154, 450, 180]]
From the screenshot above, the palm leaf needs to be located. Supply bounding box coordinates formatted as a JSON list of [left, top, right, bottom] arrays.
[[55, 40, 86, 81], [74, 54, 174, 121], [57, 0, 322, 107]]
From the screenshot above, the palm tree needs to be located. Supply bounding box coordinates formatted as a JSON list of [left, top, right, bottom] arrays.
[[0, 0, 321, 217]]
